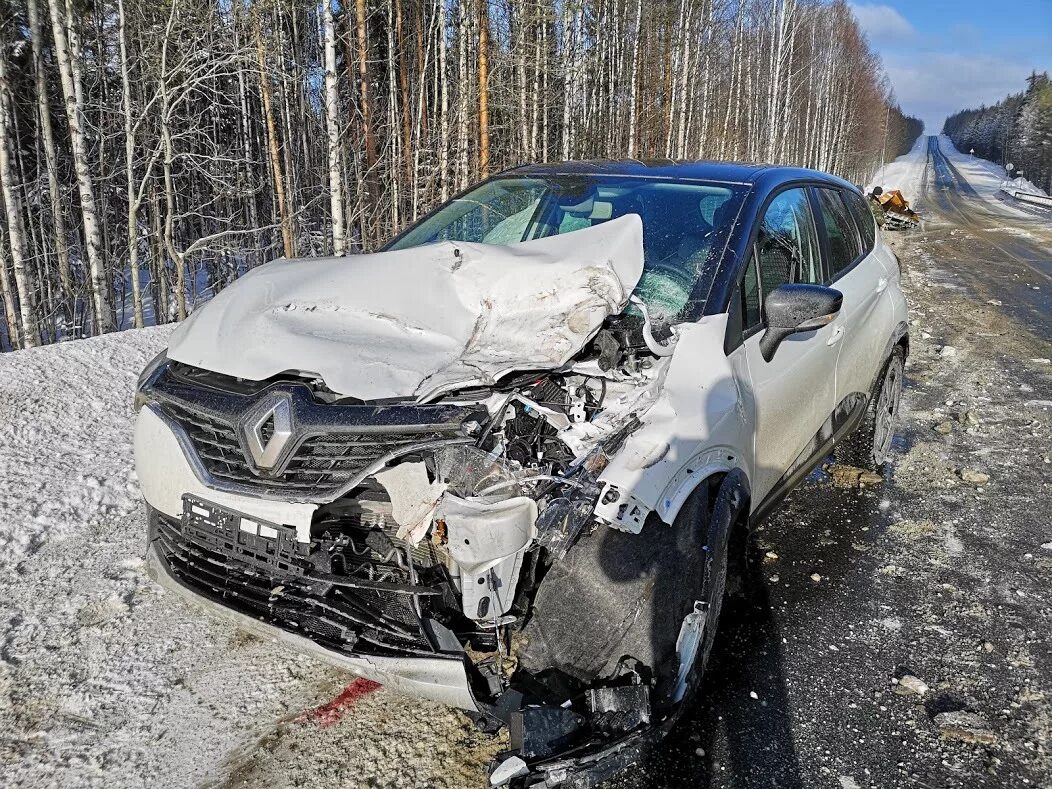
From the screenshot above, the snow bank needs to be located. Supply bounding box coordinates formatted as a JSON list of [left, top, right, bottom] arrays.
[[0, 326, 492, 788], [1001, 175, 1048, 197], [0, 326, 173, 567], [867, 134, 928, 208]]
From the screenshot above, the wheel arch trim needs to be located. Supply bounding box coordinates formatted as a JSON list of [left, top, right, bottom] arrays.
[[655, 448, 751, 525]]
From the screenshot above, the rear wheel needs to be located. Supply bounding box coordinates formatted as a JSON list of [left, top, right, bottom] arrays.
[[836, 347, 904, 470]]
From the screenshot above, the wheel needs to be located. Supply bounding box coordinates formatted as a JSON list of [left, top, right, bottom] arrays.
[[670, 471, 748, 707], [836, 346, 904, 470]]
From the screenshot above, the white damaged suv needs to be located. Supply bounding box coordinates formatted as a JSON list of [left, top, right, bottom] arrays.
[[134, 161, 907, 786]]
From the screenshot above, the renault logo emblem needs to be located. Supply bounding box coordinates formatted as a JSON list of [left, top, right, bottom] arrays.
[[243, 395, 294, 471]]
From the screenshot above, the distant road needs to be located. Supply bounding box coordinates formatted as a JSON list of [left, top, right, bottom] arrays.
[[921, 136, 1051, 332]]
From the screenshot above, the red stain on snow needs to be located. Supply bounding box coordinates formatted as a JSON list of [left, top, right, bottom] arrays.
[[295, 678, 382, 728]]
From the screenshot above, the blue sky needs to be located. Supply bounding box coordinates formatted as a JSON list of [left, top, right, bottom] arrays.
[[849, 1, 1052, 133]]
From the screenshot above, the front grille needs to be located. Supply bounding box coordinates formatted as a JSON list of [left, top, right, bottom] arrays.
[[161, 400, 452, 498], [152, 507, 439, 655]]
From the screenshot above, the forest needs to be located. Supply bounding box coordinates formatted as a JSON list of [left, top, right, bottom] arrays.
[[0, 0, 922, 351], [943, 72, 1052, 196]]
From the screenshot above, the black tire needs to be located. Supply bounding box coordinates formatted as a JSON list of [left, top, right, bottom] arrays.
[[836, 346, 904, 470], [673, 471, 748, 707]]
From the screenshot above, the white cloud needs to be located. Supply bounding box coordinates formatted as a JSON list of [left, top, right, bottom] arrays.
[[885, 53, 1037, 131], [850, 4, 916, 45]]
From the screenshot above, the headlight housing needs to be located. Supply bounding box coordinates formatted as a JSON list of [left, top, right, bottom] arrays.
[[133, 350, 168, 412]]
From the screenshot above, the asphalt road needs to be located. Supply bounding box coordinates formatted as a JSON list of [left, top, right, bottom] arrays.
[[923, 136, 1052, 333], [608, 142, 1052, 789]]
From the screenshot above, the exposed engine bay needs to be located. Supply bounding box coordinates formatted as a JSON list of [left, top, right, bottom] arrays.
[[140, 307, 707, 786]]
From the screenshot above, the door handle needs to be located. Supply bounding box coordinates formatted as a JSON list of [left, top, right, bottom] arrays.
[[826, 325, 845, 346], [876, 277, 889, 293]]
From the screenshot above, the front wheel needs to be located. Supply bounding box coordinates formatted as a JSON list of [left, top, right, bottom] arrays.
[[671, 470, 749, 707], [837, 347, 904, 470]]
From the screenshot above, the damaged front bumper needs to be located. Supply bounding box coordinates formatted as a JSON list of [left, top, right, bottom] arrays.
[[144, 505, 479, 709], [146, 498, 672, 789]]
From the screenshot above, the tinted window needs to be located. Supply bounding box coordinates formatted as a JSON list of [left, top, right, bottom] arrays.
[[844, 190, 876, 253], [736, 188, 822, 333], [816, 188, 862, 277], [389, 176, 747, 321]]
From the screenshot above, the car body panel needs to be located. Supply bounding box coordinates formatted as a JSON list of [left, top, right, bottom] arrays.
[[166, 215, 644, 403], [144, 543, 477, 709]]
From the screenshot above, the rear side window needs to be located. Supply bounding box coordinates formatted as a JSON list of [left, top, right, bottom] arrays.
[[815, 188, 862, 278], [844, 190, 876, 253]]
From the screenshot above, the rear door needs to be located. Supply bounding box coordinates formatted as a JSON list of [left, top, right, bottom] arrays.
[[737, 187, 839, 505], [812, 187, 892, 411]]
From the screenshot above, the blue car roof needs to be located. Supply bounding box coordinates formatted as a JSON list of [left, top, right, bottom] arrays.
[[501, 159, 862, 192]]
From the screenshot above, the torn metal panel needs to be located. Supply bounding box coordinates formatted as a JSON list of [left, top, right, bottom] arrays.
[[166, 216, 644, 402], [438, 493, 538, 619], [373, 461, 447, 543]]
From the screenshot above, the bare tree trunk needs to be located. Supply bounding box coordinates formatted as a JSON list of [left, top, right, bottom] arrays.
[[477, 0, 490, 178], [117, 0, 144, 328], [438, 0, 450, 200], [626, 0, 642, 159], [254, 16, 295, 258], [456, 1, 469, 189], [28, 0, 73, 311], [0, 229, 20, 349], [515, 1, 528, 159], [386, 0, 401, 230], [47, 0, 114, 334], [321, 0, 347, 255], [0, 49, 40, 347], [395, 0, 413, 185], [356, 0, 378, 172]]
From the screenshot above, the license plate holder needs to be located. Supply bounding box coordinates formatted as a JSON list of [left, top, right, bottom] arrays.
[[181, 494, 308, 577]]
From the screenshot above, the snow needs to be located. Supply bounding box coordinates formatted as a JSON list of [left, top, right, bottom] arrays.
[[1001, 175, 1048, 197], [0, 327, 172, 568], [0, 326, 494, 788], [867, 134, 928, 206], [867, 135, 1049, 218], [168, 215, 644, 402]]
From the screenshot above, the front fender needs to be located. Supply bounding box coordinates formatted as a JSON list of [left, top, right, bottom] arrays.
[[593, 314, 751, 531]]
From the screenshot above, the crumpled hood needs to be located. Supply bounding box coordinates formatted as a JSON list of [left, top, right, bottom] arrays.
[[167, 215, 644, 401]]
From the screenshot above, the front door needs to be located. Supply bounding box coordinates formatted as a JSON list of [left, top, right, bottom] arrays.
[[738, 187, 841, 505]]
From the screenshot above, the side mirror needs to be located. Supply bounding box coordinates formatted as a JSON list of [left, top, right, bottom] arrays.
[[759, 283, 843, 362]]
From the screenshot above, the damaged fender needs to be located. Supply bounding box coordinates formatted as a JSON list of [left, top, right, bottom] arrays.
[[592, 313, 752, 532]]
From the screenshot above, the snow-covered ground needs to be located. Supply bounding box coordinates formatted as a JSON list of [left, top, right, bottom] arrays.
[[867, 133, 928, 205], [0, 329, 495, 788], [1002, 175, 1049, 197]]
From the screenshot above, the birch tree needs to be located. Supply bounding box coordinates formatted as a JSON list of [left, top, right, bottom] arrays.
[[47, 0, 114, 333]]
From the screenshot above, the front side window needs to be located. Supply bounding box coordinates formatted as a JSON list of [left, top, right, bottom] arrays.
[[754, 187, 822, 295], [816, 188, 862, 278], [387, 175, 748, 321], [735, 188, 822, 334]]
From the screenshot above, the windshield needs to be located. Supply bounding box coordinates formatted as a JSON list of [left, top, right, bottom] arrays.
[[385, 175, 747, 320]]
